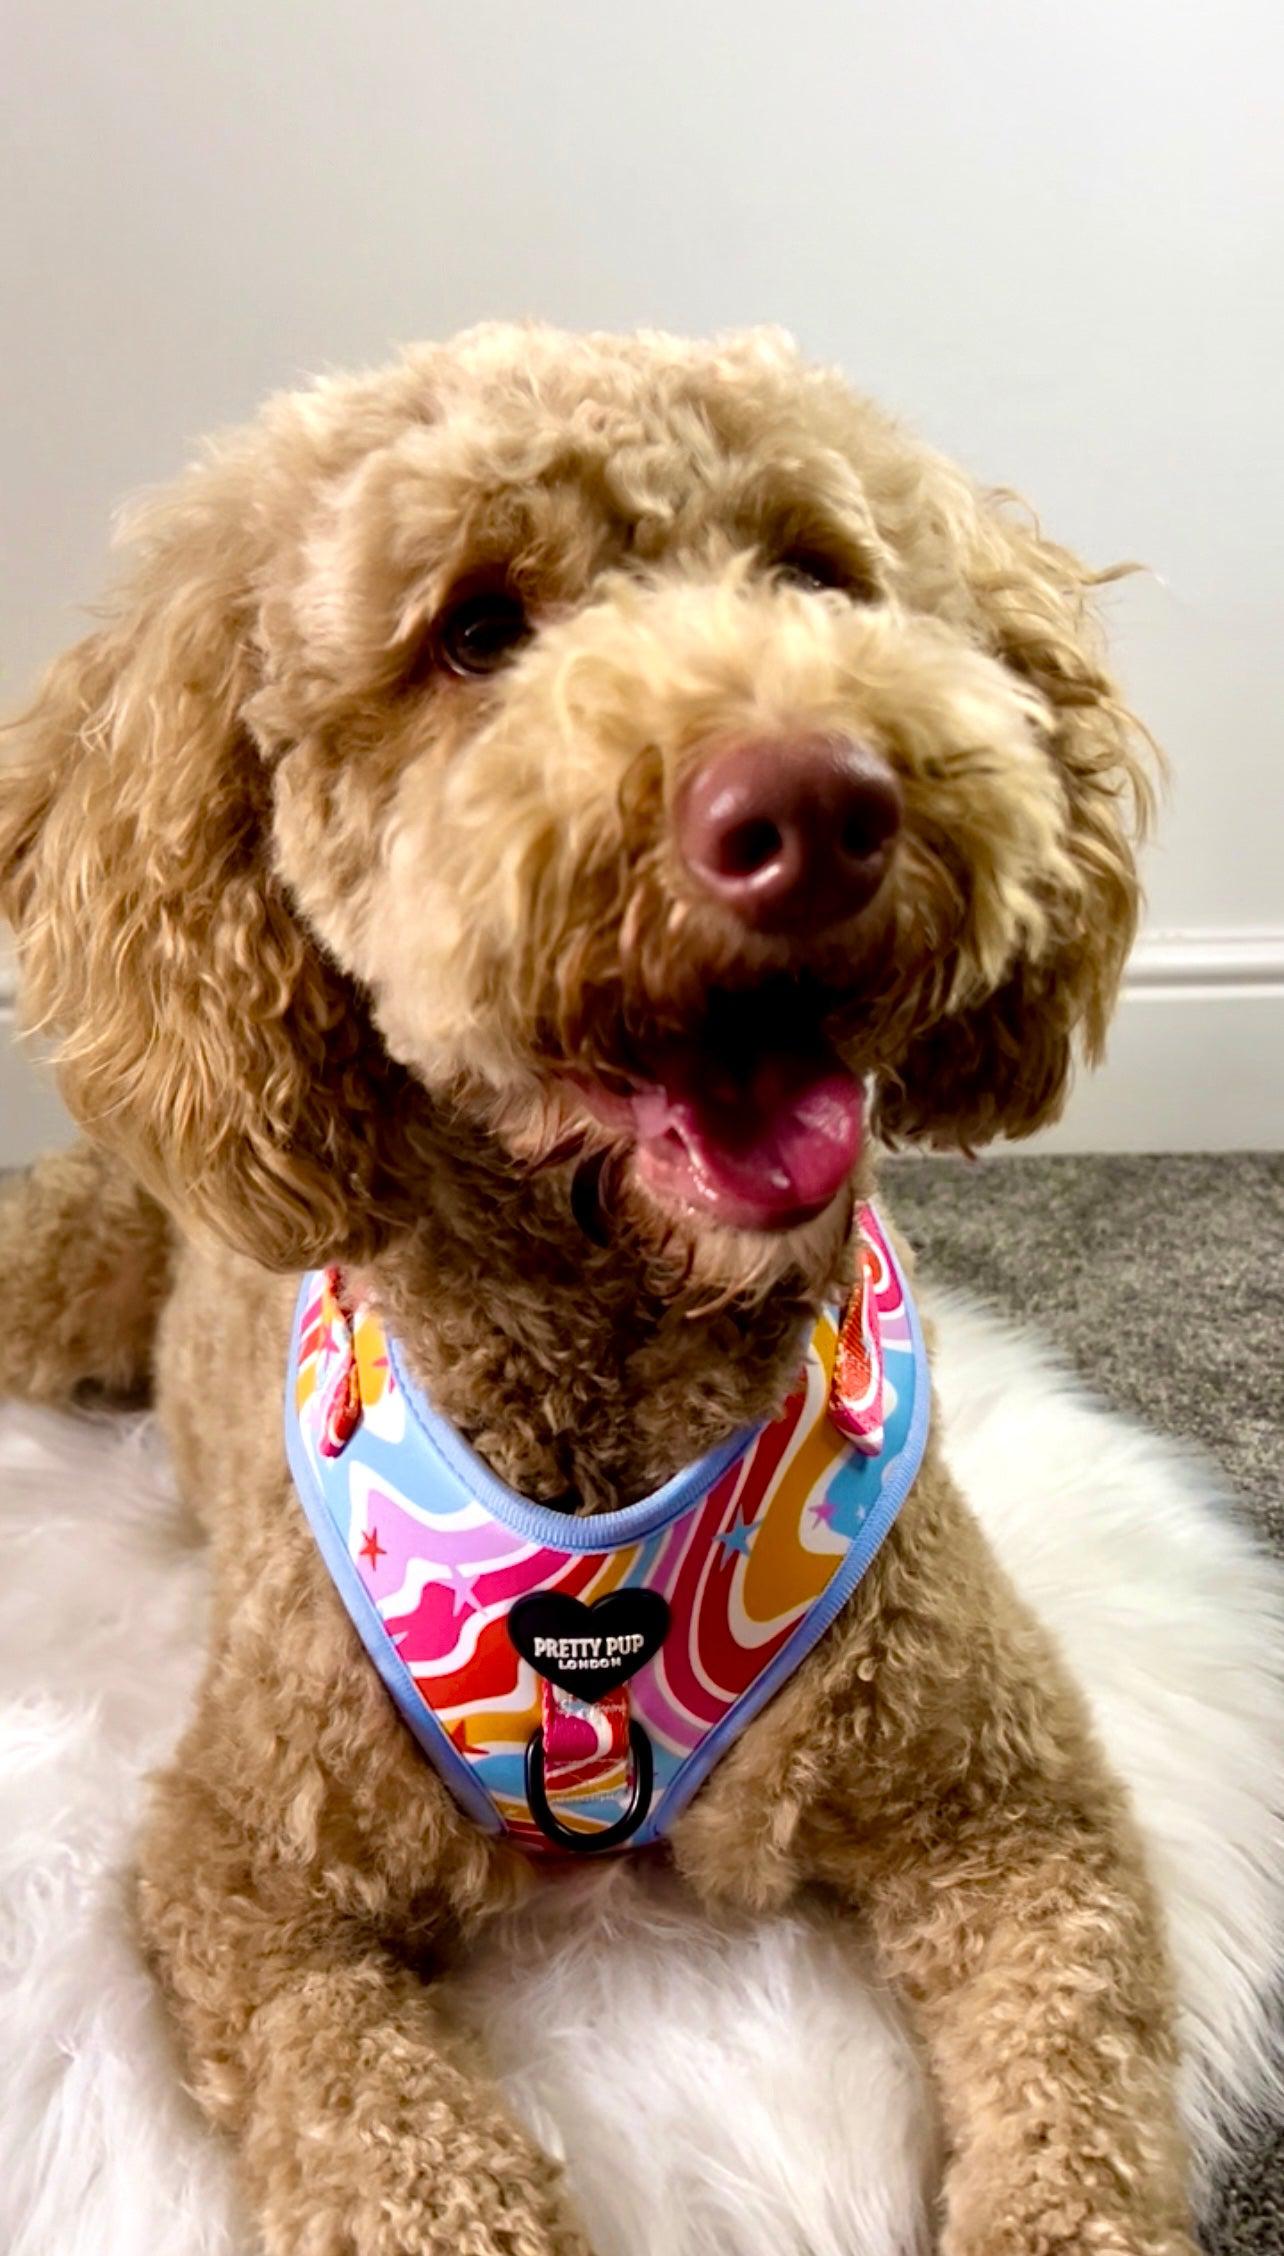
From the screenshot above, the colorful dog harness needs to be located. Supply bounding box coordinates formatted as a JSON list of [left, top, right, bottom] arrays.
[[285, 1207, 928, 1856]]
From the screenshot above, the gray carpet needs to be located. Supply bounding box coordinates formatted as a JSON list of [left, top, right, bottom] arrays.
[[887, 1153, 1283, 2256]]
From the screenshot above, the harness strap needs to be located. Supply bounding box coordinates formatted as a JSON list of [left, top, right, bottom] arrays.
[[535, 1678, 651, 1850], [317, 1268, 362, 1458], [830, 1232, 886, 1454], [526, 1687, 654, 1853], [291, 1208, 920, 1858], [542, 1676, 631, 1778]]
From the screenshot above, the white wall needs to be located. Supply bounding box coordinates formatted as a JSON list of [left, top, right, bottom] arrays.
[[3, 0, 1281, 1159]]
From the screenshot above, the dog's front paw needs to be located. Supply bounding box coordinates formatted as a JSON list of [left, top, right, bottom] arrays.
[[423, 2138, 596, 2256], [257, 2114, 595, 2256], [243, 1961, 598, 2256], [943, 2217, 1199, 2256]]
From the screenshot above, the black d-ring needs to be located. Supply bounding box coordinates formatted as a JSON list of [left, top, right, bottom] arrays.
[[524, 1718, 654, 1854]]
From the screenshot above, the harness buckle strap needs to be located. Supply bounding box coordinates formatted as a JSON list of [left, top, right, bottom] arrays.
[[527, 1677, 653, 1851], [829, 1233, 886, 1455], [525, 1709, 655, 1855], [541, 1676, 631, 1771], [317, 1266, 362, 1459]]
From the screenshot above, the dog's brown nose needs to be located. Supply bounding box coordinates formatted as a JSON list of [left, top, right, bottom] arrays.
[[676, 735, 902, 933]]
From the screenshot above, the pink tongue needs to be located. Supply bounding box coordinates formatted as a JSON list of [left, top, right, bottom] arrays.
[[631, 1061, 863, 1232]]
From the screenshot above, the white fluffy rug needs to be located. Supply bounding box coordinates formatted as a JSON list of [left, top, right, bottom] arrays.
[[1, 1293, 1279, 2256]]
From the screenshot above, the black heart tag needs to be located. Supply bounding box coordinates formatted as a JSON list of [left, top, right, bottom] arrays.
[[508, 1589, 671, 1703]]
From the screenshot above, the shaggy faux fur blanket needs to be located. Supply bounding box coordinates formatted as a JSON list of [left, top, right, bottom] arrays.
[[1, 1292, 1280, 2256]]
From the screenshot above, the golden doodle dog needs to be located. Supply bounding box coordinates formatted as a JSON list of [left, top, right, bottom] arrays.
[[0, 325, 1193, 2256]]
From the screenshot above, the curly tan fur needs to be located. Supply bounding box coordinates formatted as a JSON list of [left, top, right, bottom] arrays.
[[0, 1142, 171, 1403], [0, 325, 1190, 2255]]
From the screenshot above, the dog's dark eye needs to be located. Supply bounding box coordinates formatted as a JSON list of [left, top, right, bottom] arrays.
[[435, 586, 531, 676], [773, 550, 860, 596]]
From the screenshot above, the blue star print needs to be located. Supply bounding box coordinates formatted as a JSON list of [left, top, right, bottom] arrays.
[[717, 1512, 761, 1558]]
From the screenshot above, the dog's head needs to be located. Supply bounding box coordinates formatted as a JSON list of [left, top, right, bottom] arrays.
[[0, 325, 1151, 1292]]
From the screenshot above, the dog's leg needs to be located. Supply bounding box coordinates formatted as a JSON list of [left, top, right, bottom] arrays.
[[0, 1140, 171, 1403], [843, 1781, 1194, 2256], [675, 1455, 1197, 2256], [145, 1257, 591, 2252], [138, 1743, 592, 2255]]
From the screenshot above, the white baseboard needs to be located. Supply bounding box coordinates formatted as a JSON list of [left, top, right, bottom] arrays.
[[1038, 928, 1284, 1152], [1121, 927, 1284, 993], [2, 930, 1282, 1167]]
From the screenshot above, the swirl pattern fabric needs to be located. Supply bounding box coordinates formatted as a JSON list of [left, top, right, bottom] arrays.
[[285, 1207, 929, 1854]]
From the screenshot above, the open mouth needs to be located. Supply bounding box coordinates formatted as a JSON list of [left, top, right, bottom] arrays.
[[576, 983, 864, 1234]]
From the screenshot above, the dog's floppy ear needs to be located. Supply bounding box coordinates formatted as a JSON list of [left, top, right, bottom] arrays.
[[873, 500, 1155, 1149], [0, 448, 412, 1268]]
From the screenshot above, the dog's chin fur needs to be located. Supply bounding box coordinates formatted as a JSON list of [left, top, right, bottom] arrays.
[[623, 1174, 859, 1313], [477, 1073, 861, 1314]]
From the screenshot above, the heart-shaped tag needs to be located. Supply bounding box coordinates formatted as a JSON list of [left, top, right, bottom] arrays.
[[508, 1589, 671, 1703]]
